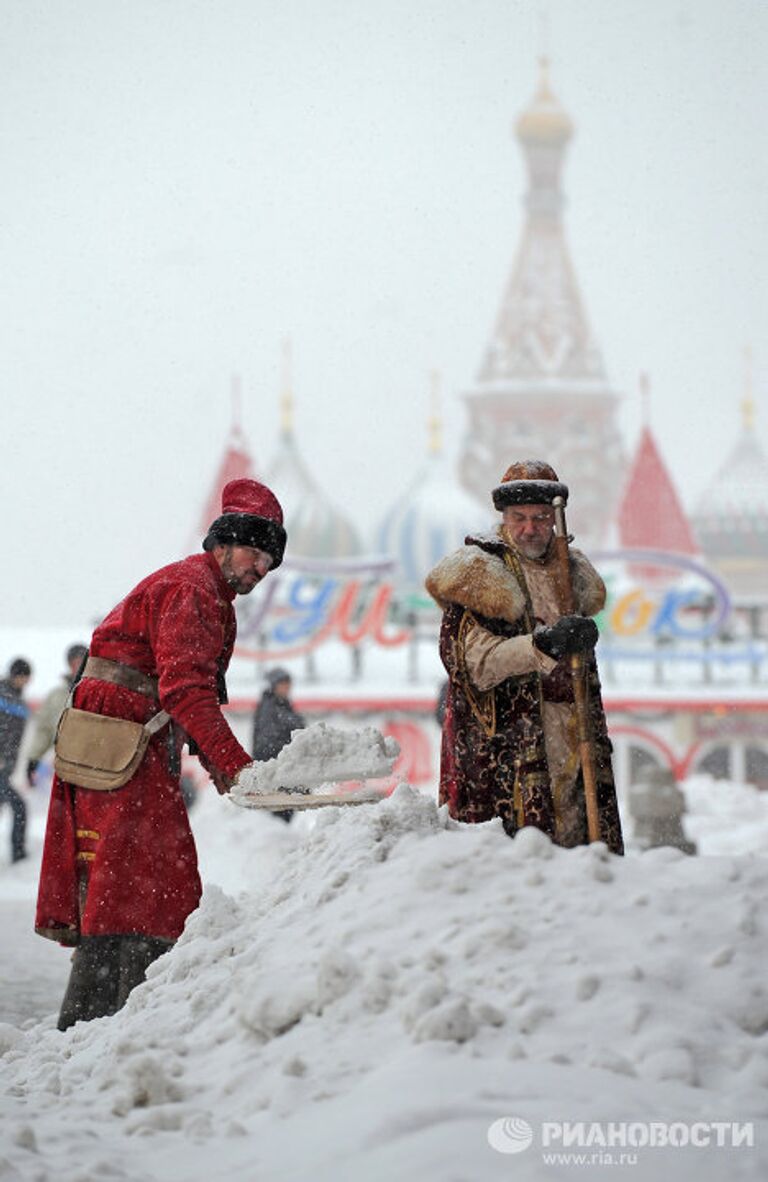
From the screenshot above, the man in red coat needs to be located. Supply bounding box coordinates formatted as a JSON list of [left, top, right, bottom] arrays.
[[36, 478, 286, 1030]]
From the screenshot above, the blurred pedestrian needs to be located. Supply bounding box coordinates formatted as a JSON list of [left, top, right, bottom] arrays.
[[434, 680, 448, 728], [252, 667, 305, 821], [26, 643, 88, 786], [0, 658, 33, 863], [179, 767, 199, 812]]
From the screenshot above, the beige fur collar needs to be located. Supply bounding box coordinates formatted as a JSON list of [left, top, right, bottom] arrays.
[[425, 538, 606, 624]]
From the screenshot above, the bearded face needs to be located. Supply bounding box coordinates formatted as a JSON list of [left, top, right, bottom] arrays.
[[217, 545, 273, 594], [502, 505, 555, 560]]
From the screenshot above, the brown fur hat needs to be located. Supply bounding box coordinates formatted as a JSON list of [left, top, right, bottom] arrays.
[[492, 459, 569, 511]]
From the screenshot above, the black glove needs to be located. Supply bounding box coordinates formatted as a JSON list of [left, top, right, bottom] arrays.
[[27, 759, 39, 787], [533, 616, 599, 661]]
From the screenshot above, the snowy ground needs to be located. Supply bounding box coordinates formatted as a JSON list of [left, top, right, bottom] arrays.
[[1, 766, 767, 1182]]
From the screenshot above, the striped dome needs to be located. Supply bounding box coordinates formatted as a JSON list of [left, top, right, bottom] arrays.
[[692, 431, 768, 561], [267, 342, 362, 561], [267, 430, 362, 560], [376, 451, 489, 589]]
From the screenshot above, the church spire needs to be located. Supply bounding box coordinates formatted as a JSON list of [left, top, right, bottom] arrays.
[[427, 369, 442, 456], [460, 60, 625, 548], [515, 56, 574, 219], [741, 345, 755, 434], [191, 373, 256, 547], [230, 372, 244, 439], [280, 337, 295, 437], [476, 60, 605, 385], [639, 371, 651, 426], [266, 342, 362, 559]]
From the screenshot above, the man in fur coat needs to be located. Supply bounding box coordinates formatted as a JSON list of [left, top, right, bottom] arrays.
[[425, 460, 623, 854]]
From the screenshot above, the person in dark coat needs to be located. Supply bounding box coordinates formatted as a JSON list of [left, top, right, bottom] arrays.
[[0, 658, 33, 863], [434, 680, 449, 728], [251, 668, 305, 822], [26, 643, 88, 786], [36, 479, 286, 1030]]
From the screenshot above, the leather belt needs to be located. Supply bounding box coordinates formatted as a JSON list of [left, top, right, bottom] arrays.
[[82, 656, 159, 699]]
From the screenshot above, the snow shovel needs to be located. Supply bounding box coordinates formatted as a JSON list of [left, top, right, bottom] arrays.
[[227, 722, 399, 811], [229, 787, 387, 811], [552, 495, 601, 843]]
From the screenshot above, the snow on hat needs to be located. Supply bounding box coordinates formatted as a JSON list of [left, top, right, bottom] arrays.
[[203, 478, 287, 568], [221, 478, 284, 523], [492, 459, 569, 510]]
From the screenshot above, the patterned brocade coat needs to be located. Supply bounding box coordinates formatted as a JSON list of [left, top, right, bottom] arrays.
[[425, 531, 623, 855]]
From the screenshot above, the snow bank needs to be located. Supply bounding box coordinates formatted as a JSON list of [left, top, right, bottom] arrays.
[[681, 774, 768, 855], [2, 788, 768, 1181], [231, 721, 400, 796]]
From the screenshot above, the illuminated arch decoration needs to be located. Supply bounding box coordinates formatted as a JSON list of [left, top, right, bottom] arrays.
[[232, 547, 737, 665], [608, 724, 682, 778]]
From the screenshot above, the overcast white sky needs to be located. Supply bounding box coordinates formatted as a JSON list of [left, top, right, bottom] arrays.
[[2, 0, 767, 630]]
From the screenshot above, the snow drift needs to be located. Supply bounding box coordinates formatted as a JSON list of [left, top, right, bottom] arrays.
[[2, 787, 768, 1181]]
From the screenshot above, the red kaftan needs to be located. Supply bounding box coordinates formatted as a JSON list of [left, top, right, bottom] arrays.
[[36, 552, 251, 944]]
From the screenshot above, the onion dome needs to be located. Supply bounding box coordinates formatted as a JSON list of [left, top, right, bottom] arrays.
[[511, 56, 576, 228], [515, 56, 574, 147], [376, 374, 488, 592], [691, 353, 768, 595], [266, 343, 362, 560]]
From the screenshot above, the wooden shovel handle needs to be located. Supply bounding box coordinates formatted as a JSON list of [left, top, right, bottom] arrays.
[[552, 497, 601, 844]]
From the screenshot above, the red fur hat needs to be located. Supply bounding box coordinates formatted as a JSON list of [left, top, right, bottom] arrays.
[[204, 479, 286, 567], [221, 479, 284, 524]]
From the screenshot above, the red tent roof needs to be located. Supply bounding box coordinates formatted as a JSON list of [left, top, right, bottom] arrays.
[[617, 425, 698, 555], [196, 429, 255, 539]]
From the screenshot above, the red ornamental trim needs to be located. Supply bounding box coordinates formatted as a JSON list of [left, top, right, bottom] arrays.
[[225, 697, 435, 713], [603, 698, 768, 713], [224, 695, 768, 715], [607, 723, 682, 776]]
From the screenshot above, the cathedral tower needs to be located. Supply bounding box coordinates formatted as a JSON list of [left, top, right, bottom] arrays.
[[459, 60, 625, 545]]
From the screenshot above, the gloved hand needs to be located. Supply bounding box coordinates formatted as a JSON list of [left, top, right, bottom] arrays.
[[209, 766, 236, 795], [27, 759, 39, 787], [532, 615, 599, 661], [231, 763, 254, 792]]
